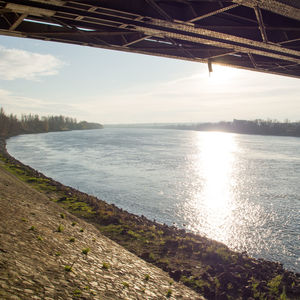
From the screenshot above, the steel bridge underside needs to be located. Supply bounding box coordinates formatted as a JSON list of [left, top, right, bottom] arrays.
[[0, 0, 300, 78]]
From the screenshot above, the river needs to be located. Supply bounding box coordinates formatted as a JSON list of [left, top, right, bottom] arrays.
[[7, 128, 300, 272]]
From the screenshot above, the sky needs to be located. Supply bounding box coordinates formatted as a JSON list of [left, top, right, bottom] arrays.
[[0, 35, 299, 124]]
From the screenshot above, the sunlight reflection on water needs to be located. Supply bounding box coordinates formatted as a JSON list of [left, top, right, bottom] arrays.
[[196, 132, 236, 243], [183, 132, 263, 248]]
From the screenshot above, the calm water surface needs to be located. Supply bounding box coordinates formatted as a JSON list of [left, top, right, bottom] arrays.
[[7, 128, 300, 272]]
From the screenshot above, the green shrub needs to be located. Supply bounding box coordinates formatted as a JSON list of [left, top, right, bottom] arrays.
[[73, 289, 81, 296], [57, 225, 64, 232], [82, 248, 90, 255], [166, 289, 172, 298], [268, 275, 283, 295], [127, 230, 141, 239], [148, 252, 155, 262], [102, 262, 110, 270], [65, 265, 72, 272]]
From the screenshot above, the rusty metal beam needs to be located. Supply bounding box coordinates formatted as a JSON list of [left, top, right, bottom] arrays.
[[12, 2, 300, 64], [233, 0, 300, 21], [123, 35, 151, 47], [139, 18, 300, 61], [254, 6, 268, 43], [166, 37, 195, 59], [9, 13, 27, 30], [207, 50, 239, 60], [267, 62, 300, 71], [0, 0, 299, 78], [144, 0, 173, 21], [278, 37, 300, 45], [31, 1, 298, 63], [248, 53, 258, 68], [189, 4, 239, 23]]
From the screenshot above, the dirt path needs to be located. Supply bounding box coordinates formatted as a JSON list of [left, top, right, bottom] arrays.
[[0, 162, 204, 300]]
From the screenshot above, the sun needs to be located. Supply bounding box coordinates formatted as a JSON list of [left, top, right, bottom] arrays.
[[207, 65, 237, 85]]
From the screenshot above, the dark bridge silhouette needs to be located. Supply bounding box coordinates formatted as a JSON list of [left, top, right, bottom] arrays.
[[1, 0, 300, 78]]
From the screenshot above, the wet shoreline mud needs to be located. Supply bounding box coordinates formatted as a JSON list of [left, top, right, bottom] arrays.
[[0, 137, 299, 299]]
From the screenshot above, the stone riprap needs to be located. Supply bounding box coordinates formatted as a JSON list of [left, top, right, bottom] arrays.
[[0, 163, 204, 299]]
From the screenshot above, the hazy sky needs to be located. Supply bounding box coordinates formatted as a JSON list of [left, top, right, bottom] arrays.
[[0, 35, 299, 124]]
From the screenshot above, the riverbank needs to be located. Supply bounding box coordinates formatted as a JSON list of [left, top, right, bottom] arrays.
[[0, 151, 201, 299], [1, 137, 299, 299]]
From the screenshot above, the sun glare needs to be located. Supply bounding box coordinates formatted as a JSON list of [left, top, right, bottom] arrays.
[[190, 132, 238, 243], [200, 132, 236, 206], [207, 65, 237, 85]]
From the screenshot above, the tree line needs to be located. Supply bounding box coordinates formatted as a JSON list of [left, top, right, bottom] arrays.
[[162, 119, 300, 137], [0, 107, 103, 138]]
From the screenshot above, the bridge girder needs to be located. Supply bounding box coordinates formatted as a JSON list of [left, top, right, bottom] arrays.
[[0, 0, 300, 78]]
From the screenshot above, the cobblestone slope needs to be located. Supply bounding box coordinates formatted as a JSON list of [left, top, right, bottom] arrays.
[[0, 162, 204, 300]]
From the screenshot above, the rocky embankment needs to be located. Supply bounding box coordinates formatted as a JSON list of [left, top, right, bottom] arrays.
[[0, 137, 299, 299]]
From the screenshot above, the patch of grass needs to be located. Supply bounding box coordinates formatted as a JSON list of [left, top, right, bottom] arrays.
[[144, 274, 150, 281], [73, 289, 81, 297], [127, 230, 141, 239], [251, 277, 260, 298], [166, 289, 172, 298], [64, 265, 72, 272], [214, 277, 221, 290], [79, 228, 84, 232], [280, 286, 287, 300], [227, 282, 233, 290], [148, 252, 156, 262], [97, 224, 125, 235], [29, 226, 35, 231], [60, 213, 65, 219], [57, 197, 95, 217], [57, 225, 64, 232], [268, 274, 283, 295], [71, 222, 77, 226], [181, 276, 211, 294], [157, 230, 164, 236], [55, 252, 61, 257], [122, 282, 129, 288], [215, 246, 231, 263], [69, 237, 75, 243], [82, 248, 90, 255], [102, 262, 110, 270], [21, 218, 27, 222], [4, 167, 58, 192], [37, 235, 43, 241]]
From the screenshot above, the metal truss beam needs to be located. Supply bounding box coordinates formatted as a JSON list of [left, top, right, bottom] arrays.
[[0, 0, 299, 78], [188, 4, 239, 23], [232, 0, 300, 21]]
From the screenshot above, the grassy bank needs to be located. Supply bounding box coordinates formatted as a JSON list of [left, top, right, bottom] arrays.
[[0, 137, 299, 299]]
